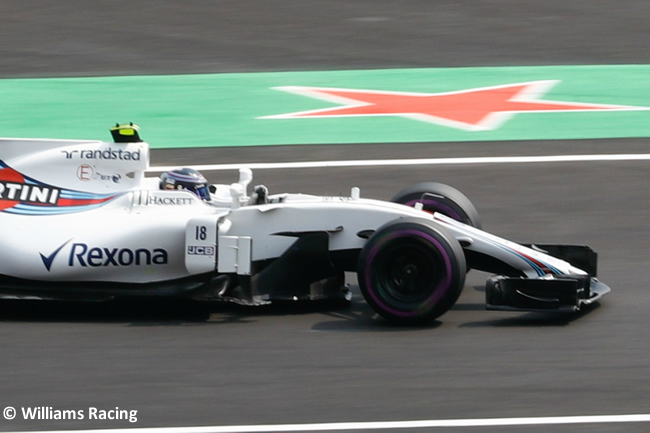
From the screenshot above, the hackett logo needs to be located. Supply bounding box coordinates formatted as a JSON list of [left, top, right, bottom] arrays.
[[148, 195, 195, 206]]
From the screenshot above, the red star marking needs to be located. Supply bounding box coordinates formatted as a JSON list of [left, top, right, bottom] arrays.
[[261, 80, 649, 131]]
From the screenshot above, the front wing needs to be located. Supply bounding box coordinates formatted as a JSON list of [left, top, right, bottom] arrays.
[[485, 274, 610, 312]]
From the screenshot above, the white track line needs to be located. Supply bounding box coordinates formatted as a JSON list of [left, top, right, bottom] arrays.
[[147, 153, 650, 172], [5, 414, 650, 433], [125, 158, 648, 433]]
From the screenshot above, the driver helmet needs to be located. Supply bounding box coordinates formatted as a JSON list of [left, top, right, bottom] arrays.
[[160, 168, 210, 201]]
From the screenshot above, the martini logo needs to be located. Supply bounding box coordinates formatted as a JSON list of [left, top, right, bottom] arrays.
[[0, 161, 120, 215], [261, 80, 650, 131], [0, 180, 60, 205]]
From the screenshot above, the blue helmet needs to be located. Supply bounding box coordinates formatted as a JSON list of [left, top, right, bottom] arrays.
[[160, 168, 210, 201]]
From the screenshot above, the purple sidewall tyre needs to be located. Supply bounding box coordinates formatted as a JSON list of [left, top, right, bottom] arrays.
[[357, 218, 466, 325], [391, 182, 481, 229]]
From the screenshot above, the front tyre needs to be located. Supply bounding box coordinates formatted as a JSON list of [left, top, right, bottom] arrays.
[[357, 218, 466, 324], [391, 182, 481, 229]]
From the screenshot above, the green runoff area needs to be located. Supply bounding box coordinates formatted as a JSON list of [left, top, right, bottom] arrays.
[[1, 65, 649, 149]]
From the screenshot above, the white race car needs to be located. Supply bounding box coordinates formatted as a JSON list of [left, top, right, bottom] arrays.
[[0, 124, 610, 324]]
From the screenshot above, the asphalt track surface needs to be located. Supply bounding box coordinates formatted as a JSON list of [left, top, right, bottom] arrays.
[[2, 1, 650, 432]]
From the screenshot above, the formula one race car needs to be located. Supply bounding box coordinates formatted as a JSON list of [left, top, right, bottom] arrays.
[[0, 124, 610, 324]]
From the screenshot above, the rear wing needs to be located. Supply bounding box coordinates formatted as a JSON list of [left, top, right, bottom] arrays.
[[0, 124, 149, 194]]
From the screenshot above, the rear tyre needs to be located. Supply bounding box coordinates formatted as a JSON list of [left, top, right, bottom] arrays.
[[391, 182, 481, 229], [357, 218, 466, 324]]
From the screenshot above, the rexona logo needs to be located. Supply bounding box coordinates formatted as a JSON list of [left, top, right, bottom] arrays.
[[68, 243, 168, 267], [41, 241, 168, 271]]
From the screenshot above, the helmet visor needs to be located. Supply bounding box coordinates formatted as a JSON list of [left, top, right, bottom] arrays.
[[195, 184, 210, 201]]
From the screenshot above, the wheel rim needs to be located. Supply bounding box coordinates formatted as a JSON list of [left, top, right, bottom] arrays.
[[374, 239, 440, 305]]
